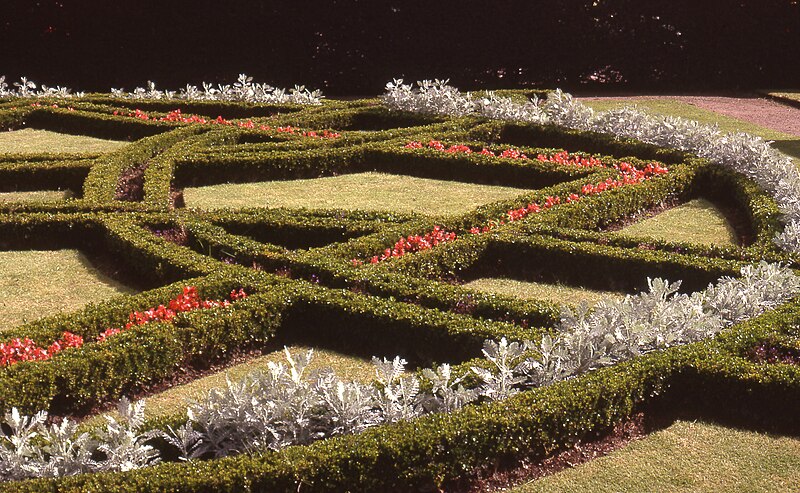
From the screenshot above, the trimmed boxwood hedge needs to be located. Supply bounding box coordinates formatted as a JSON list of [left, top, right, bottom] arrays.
[[5, 301, 799, 492], [0, 93, 796, 491]]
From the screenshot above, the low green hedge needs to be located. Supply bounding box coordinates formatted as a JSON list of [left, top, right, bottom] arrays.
[[77, 95, 306, 119], [173, 144, 370, 186], [0, 282, 286, 414], [24, 107, 173, 141], [0, 158, 92, 193], [474, 120, 691, 164], [208, 209, 393, 249], [97, 216, 222, 282], [0, 93, 796, 491], [7, 300, 799, 492], [281, 104, 447, 131], [84, 127, 202, 204], [690, 160, 784, 251], [0, 269, 529, 414]]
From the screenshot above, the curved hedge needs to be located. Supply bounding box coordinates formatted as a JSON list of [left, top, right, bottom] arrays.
[[0, 92, 797, 491]]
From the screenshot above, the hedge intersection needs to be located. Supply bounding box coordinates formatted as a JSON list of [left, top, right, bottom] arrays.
[[0, 91, 798, 491]]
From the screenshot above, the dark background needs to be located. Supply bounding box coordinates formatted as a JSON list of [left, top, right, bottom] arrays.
[[2, 0, 798, 96]]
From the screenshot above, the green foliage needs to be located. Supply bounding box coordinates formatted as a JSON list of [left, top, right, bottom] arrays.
[[0, 93, 795, 490]]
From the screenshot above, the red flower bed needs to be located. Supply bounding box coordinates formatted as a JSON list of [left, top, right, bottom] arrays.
[[351, 143, 669, 265], [404, 141, 627, 170], [351, 226, 457, 265], [404, 140, 528, 159], [0, 287, 247, 367], [114, 109, 341, 138], [0, 332, 83, 367], [536, 150, 604, 168], [97, 286, 247, 341]]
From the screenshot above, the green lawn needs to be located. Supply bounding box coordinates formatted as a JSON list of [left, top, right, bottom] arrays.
[[617, 199, 739, 247], [761, 91, 800, 104], [0, 250, 135, 330], [463, 278, 623, 306], [582, 99, 800, 167], [183, 171, 532, 215], [0, 128, 127, 154], [82, 346, 378, 425], [0, 190, 69, 202], [512, 420, 800, 493], [582, 99, 789, 139]]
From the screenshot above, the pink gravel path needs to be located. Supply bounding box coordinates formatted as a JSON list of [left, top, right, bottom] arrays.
[[579, 95, 800, 138]]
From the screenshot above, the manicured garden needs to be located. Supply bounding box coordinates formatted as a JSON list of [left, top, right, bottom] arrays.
[[0, 76, 798, 491]]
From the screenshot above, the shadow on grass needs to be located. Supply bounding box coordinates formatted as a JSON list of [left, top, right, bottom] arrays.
[[772, 140, 800, 161]]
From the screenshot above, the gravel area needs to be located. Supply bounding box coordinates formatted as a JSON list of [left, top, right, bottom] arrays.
[[579, 95, 800, 137]]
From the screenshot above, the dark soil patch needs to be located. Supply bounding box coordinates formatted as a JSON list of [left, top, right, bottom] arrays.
[[144, 225, 188, 246], [114, 162, 147, 201], [747, 342, 800, 365], [170, 186, 185, 208]]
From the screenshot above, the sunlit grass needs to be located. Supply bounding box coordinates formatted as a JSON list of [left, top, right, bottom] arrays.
[[183, 171, 532, 215], [463, 278, 624, 306], [618, 199, 739, 247], [0, 190, 69, 202], [512, 420, 800, 493], [0, 250, 135, 331], [582, 99, 788, 139], [763, 91, 800, 104], [0, 128, 127, 154]]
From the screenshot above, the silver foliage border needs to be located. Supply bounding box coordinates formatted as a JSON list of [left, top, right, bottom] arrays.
[[381, 79, 800, 253]]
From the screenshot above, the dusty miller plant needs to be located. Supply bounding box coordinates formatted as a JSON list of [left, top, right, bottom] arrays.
[[0, 398, 158, 482], [113, 74, 323, 105], [0, 76, 82, 98], [0, 263, 797, 480]]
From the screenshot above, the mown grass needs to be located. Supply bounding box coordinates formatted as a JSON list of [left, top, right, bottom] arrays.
[[0, 190, 69, 202], [761, 91, 800, 104], [0, 250, 135, 331], [82, 346, 377, 425], [463, 278, 623, 306], [183, 171, 532, 215], [0, 128, 127, 154], [582, 98, 800, 167], [617, 198, 739, 247], [582, 99, 789, 139], [512, 420, 800, 493]]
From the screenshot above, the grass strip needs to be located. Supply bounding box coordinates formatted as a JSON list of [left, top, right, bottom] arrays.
[[183, 171, 533, 216]]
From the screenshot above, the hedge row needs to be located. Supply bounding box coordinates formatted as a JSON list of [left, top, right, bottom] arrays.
[[83, 127, 202, 204], [0, 95, 795, 491], [0, 158, 92, 193], [23, 107, 174, 141], [77, 95, 306, 119], [473, 120, 692, 164], [280, 104, 447, 131], [0, 261, 531, 414], [0, 272, 285, 414], [7, 299, 799, 492], [206, 208, 400, 249], [141, 127, 225, 208], [172, 136, 634, 196]]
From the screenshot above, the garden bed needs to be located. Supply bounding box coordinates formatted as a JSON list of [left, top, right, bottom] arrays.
[[0, 79, 798, 491]]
